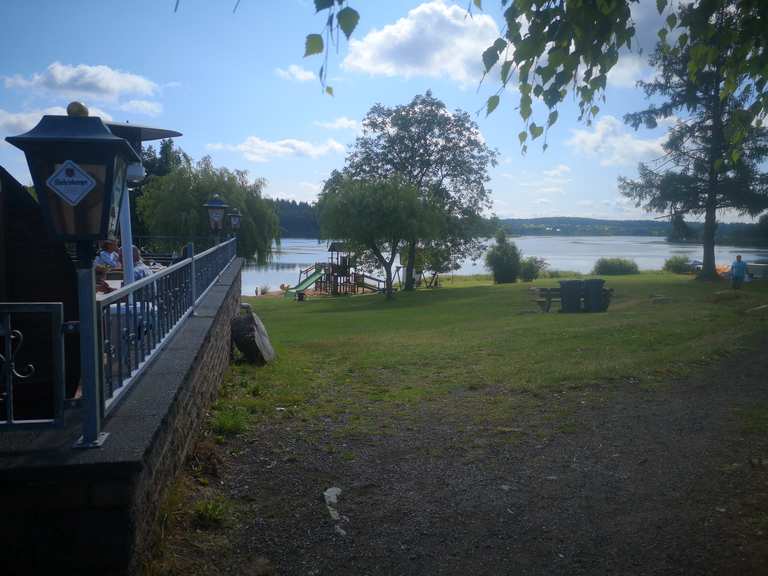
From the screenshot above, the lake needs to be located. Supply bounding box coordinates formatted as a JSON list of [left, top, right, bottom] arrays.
[[241, 236, 768, 295]]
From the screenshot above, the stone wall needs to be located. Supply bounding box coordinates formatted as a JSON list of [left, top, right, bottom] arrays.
[[0, 258, 242, 575]]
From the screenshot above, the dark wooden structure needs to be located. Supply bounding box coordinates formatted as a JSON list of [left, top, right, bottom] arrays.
[[1, 166, 81, 416], [296, 242, 384, 297]]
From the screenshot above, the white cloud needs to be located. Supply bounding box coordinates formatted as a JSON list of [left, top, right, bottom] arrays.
[[275, 64, 315, 82], [207, 136, 344, 163], [4, 62, 157, 101], [314, 116, 359, 130], [299, 181, 323, 193], [566, 115, 666, 166], [542, 164, 571, 178], [342, 0, 499, 86], [119, 99, 162, 116], [607, 54, 654, 88], [0, 106, 113, 136]]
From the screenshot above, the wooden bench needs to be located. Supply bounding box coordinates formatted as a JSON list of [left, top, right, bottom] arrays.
[[534, 287, 561, 312]]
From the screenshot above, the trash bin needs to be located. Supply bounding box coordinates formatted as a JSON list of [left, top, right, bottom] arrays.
[[559, 280, 583, 313], [583, 278, 607, 312]]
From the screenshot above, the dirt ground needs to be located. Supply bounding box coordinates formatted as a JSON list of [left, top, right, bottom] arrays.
[[150, 335, 768, 576]]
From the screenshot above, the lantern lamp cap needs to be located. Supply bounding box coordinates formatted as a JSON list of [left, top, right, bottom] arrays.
[[66, 101, 89, 117]]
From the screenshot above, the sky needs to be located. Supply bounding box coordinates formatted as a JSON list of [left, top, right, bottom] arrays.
[[0, 0, 716, 221]]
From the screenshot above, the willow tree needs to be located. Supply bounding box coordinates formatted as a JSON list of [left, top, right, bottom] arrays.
[[342, 92, 497, 290], [618, 6, 768, 279], [138, 155, 279, 262]]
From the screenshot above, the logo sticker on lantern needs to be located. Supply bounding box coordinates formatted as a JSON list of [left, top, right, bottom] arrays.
[[46, 160, 96, 206]]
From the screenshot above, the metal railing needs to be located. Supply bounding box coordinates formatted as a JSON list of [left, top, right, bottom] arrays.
[[0, 303, 65, 428], [97, 238, 236, 415]]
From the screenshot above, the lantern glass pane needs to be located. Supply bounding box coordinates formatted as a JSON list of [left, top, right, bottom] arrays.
[[210, 208, 225, 230], [37, 158, 106, 237]]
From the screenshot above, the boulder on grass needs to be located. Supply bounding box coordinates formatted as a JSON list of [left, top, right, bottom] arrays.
[[231, 306, 275, 365]]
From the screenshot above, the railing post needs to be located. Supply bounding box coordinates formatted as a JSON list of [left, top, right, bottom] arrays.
[[189, 242, 196, 306], [74, 242, 108, 448]]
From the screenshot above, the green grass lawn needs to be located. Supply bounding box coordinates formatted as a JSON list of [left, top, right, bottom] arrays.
[[215, 273, 768, 436]]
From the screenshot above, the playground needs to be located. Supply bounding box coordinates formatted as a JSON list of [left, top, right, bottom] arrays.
[[149, 273, 768, 575], [281, 242, 439, 299]]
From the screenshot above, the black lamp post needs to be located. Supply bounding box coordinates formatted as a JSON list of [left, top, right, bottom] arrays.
[[6, 102, 140, 448], [203, 193, 229, 245], [227, 208, 242, 237]]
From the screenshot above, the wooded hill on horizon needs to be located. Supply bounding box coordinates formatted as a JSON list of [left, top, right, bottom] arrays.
[[272, 199, 768, 245]]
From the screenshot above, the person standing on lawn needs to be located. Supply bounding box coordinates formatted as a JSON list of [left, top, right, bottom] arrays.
[[731, 254, 748, 289]]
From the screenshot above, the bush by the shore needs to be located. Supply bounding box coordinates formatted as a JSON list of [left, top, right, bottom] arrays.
[[663, 256, 694, 274], [592, 258, 639, 275]]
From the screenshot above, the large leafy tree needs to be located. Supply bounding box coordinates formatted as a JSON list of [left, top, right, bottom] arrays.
[[305, 1, 768, 152], [138, 155, 279, 262], [619, 6, 768, 278], [341, 91, 497, 290], [318, 176, 437, 299]]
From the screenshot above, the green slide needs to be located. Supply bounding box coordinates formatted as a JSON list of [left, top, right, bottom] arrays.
[[284, 269, 324, 297]]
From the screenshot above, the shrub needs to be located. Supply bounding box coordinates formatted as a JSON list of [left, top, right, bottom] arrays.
[[663, 255, 693, 274], [520, 257, 548, 282], [485, 230, 521, 283], [259, 284, 270, 295], [592, 258, 639, 275], [192, 497, 232, 529], [212, 406, 248, 436]]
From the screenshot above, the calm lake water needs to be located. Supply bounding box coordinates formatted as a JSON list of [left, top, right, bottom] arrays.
[[241, 236, 768, 295]]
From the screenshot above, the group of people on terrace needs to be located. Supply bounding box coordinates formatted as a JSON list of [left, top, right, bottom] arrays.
[[94, 238, 154, 294]]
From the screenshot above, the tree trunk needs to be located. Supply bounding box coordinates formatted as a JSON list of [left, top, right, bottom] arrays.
[[383, 262, 394, 300], [700, 198, 718, 279], [403, 240, 416, 291], [699, 63, 724, 281]]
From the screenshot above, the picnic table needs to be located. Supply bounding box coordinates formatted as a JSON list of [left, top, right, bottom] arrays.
[[534, 280, 614, 313]]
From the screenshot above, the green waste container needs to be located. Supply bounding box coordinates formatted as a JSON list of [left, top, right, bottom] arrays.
[[583, 279, 607, 312], [559, 280, 583, 313]]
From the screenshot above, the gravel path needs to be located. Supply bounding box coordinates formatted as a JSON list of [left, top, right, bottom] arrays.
[[156, 336, 768, 576]]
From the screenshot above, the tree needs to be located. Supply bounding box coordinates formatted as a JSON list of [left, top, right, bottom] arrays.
[[318, 176, 435, 299], [342, 91, 497, 291], [138, 155, 279, 262], [305, 1, 768, 152], [142, 138, 190, 178], [759, 213, 768, 240], [667, 214, 694, 243], [619, 6, 768, 279], [485, 229, 521, 284]]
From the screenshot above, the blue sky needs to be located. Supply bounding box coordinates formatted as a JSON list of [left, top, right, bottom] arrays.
[[1, 0, 687, 220]]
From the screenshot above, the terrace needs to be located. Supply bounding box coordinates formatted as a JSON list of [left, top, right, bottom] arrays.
[[0, 113, 242, 574]]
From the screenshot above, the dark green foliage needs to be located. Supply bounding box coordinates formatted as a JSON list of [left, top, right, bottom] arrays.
[[667, 214, 694, 242], [664, 256, 694, 274], [271, 199, 319, 237], [137, 154, 278, 263], [520, 256, 547, 282], [485, 230, 521, 284], [592, 258, 639, 276]]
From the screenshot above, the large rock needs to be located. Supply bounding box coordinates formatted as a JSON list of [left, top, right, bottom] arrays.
[[231, 305, 275, 365]]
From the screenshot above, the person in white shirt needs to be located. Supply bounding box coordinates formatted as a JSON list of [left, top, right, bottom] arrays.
[[132, 245, 152, 281], [94, 238, 120, 269]]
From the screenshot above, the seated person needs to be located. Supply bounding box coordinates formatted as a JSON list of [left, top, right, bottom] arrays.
[[132, 245, 152, 281], [94, 238, 120, 269], [95, 267, 115, 294]]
